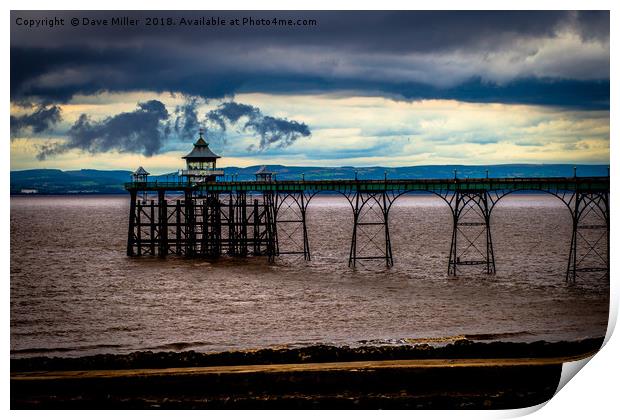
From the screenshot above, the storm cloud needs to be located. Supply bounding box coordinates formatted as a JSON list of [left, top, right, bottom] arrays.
[[174, 97, 202, 140], [206, 102, 311, 150], [37, 100, 170, 160], [10, 105, 62, 134], [207, 102, 261, 130], [34, 98, 312, 159], [10, 11, 609, 109]]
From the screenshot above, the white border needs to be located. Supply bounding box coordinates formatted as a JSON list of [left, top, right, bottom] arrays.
[[4, 1, 617, 419]]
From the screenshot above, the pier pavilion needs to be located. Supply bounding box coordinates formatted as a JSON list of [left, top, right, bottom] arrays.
[[179, 129, 224, 183]]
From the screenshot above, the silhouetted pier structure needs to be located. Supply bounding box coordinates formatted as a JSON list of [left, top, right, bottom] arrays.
[[125, 176, 609, 283]]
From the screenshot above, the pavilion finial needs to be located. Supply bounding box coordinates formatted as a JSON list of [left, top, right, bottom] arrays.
[[198, 128, 205, 139]]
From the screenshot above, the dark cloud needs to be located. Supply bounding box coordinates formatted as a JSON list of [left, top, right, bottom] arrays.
[[246, 116, 311, 151], [10, 105, 62, 134], [9, 11, 609, 109], [37, 100, 170, 160], [10, 47, 132, 103], [206, 102, 311, 150], [10, 46, 245, 103], [392, 78, 611, 110], [571, 10, 610, 42], [34, 98, 311, 158], [207, 102, 261, 129], [10, 11, 608, 52], [174, 97, 202, 139]]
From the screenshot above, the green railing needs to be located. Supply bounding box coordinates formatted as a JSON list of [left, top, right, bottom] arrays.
[[124, 176, 609, 193]]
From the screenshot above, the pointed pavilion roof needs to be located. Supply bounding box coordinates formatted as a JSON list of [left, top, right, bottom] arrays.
[[133, 166, 150, 176], [182, 133, 221, 160]]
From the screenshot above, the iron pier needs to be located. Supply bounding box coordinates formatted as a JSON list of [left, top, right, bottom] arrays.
[[125, 176, 609, 283]]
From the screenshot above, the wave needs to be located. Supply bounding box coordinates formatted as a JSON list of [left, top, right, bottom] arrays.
[[401, 335, 466, 344], [5, 331, 548, 357], [464, 331, 534, 341], [402, 331, 534, 345], [143, 341, 215, 351], [11, 343, 125, 355]]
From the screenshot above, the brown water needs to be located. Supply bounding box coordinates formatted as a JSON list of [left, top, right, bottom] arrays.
[[10, 195, 609, 358]]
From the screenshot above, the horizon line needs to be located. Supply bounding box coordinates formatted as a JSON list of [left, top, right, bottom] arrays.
[[9, 162, 612, 175]]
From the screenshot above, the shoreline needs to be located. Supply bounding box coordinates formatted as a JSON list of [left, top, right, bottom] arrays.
[[11, 337, 603, 372]]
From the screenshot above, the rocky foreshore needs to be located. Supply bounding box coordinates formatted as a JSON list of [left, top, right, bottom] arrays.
[[11, 337, 603, 372]]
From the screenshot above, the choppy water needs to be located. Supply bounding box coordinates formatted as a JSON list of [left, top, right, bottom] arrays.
[[10, 194, 609, 358]]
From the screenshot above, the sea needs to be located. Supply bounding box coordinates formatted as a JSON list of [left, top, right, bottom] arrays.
[[10, 194, 609, 358]]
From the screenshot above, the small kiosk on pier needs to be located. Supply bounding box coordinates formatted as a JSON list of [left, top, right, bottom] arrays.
[[131, 166, 149, 183], [255, 166, 276, 182]]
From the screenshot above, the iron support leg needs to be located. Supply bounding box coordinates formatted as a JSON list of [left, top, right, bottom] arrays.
[[185, 190, 195, 257], [566, 192, 609, 283], [127, 190, 137, 256], [448, 191, 495, 276], [158, 191, 168, 256], [348, 192, 393, 268]]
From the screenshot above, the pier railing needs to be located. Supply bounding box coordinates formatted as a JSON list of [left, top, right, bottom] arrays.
[[125, 176, 609, 193]]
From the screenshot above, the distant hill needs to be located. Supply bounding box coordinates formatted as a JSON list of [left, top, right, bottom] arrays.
[[11, 169, 132, 194], [10, 164, 609, 195], [222, 164, 609, 182]]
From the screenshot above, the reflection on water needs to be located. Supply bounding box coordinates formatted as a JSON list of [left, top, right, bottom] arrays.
[[10, 194, 609, 357]]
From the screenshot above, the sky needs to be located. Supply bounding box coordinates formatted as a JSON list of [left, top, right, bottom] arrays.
[[10, 10, 610, 172]]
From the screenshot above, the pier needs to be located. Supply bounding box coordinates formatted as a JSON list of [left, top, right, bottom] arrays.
[[125, 175, 609, 283]]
